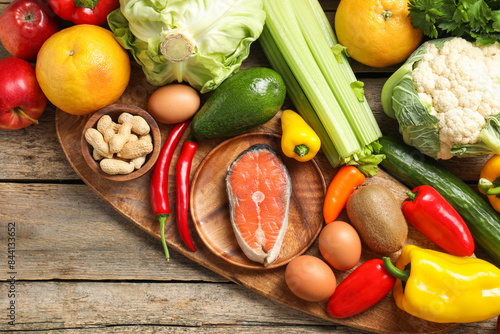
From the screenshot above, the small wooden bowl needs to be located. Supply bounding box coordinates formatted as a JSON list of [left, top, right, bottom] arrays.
[[81, 104, 161, 182]]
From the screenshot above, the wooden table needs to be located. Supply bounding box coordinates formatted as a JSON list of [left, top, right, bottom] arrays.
[[0, 1, 498, 333]]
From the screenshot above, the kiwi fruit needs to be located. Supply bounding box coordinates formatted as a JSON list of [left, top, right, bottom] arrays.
[[346, 184, 408, 254]]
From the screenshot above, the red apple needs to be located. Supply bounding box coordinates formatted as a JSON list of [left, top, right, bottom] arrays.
[[0, 57, 47, 130], [0, 0, 59, 61]]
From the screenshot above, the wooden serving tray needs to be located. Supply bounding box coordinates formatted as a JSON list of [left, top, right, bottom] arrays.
[[55, 65, 456, 334]]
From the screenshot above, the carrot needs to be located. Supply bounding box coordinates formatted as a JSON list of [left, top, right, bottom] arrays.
[[323, 166, 365, 224]]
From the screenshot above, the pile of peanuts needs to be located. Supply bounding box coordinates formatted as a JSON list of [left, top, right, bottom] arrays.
[[85, 112, 154, 175]]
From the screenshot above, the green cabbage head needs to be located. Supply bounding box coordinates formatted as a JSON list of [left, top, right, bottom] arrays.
[[381, 37, 500, 160], [108, 0, 266, 93]]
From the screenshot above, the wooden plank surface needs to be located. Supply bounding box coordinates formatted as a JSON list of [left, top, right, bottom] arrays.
[[0, 183, 221, 282], [57, 94, 464, 333], [0, 1, 498, 333], [0, 183, 497, 333], [0, 82, 487, 183], [0, 281, 495, 332]]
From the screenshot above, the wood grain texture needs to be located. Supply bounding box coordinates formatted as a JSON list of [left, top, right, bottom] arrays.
[[0, 183, 496, 333], [0, 21, 487, 182], [0, 281, 467, 333], [0, 79, 486, 182], [0, 2, 497, 333], [0, 281, 335, 331], [0, 182, 221, 282], [55, 71, 457, 333]]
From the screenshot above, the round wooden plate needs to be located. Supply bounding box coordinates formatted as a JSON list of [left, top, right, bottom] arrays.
[[190, 132, 327, 270]]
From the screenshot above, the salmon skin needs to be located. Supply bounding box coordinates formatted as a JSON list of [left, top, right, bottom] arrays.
[[225, 144, 292, 266]]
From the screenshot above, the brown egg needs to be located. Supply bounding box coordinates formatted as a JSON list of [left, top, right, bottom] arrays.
[[285, 255, 336, 302], [147, 83, 200, 124], [319, 221, 362, 271]]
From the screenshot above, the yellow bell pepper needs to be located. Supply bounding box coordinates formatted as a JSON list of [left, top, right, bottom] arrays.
[[478, 154, 500, 213], [383, 245, 500, 323], [280, 109, 321, 162]]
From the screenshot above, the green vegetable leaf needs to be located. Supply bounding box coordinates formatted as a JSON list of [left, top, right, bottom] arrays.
[[478, 115, 500, 155], [492, 10, 500, 30], [107, 0, 266, 93], [350, 81, 365, 102], [468, 0, 492, 30], [331, 44, 348, 63], [345, 142, 386, 177], [352, 153, 386, 177], [451, 142, 494, 157], [408, 0, 444, 38], [382, 40, 447, 159], [409, 0, 500, 44]]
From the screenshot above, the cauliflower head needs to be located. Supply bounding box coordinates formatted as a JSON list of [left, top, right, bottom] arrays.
[[381, 37, 500, 159]]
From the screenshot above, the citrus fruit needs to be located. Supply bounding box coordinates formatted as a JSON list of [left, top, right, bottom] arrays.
[[335, 0, 423, 68], [36, 24, 130, 116]]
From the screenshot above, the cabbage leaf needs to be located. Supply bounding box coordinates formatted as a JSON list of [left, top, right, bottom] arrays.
[[108, 0, 266, 93]]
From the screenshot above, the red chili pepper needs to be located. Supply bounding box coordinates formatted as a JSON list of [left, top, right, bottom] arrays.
[[49, 0, 119, 25], [323, 166, 365, 224], [327, 259, 396, 318], [402, 185, 475, 257], [150, 120, 190, 260], [175, 133, 197, 252]]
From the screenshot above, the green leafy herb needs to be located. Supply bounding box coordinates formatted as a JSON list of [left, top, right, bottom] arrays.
[[350, 81, 366, 103], [331, 44, 348, 63], [408, 0, 500, 44]]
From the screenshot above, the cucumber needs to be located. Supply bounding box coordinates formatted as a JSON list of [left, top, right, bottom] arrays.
[[379, 136, 500, 265], [191, 67, 286, 139]]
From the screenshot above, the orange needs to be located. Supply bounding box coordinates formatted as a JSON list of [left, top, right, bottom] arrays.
[[335, 0, 423, 68], [36, 24, 130, 116]]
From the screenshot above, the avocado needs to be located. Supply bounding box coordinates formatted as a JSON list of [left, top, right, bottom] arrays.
[[191, 67, 286, 139]]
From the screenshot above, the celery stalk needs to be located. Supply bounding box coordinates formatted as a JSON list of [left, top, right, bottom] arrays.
[[304, 0, 382, 133], [305, 0, 382, 139], [294, 0, 381, 147], [259, 26, 341, 167], [262, 0, 361, 159], [305, 0, 355, 82], [260, 0, 385, 175]]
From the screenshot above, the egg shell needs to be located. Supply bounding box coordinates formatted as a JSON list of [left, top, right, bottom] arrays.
[[147, 83, 200, 124], [284, 255, 336, 302], [319, 221, 362, 271]]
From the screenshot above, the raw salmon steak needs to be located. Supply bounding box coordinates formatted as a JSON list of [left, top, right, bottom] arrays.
[[226, 144, 292, 266]]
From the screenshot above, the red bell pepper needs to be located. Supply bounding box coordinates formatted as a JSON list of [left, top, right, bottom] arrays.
[[49, 0, 119, 26], [402, 185, 475, 257], [327, 259, 396, 318]]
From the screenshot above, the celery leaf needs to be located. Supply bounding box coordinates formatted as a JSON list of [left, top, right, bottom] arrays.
[[331, 44, 347, 63], [350, 81, 365, 103]]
